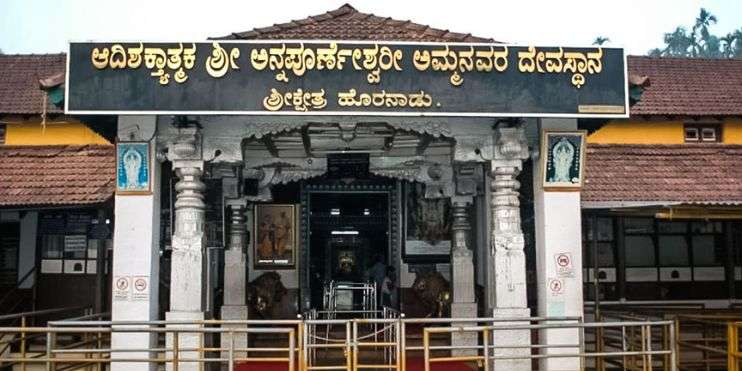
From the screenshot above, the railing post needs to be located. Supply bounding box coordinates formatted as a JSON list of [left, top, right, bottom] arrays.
[[228, 331, 234, 371], [45, 331, 54, 371], [346, 322, 352, 371], [352, 321, 358, 371], [400, 315, 406, 371], [173, 331, 180, 371], [578, 319, 586, 371], [20, 315, 26, 371], [646, 324, 653, 371], [669, 321, 677, 371], [423, 328, 430, 371], [482, 328, 490, 371], [728, 322, 739, 371], [675, 316, 681, 368], [289, 330, 295, 371]]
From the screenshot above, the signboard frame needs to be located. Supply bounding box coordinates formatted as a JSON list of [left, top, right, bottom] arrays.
[[65, 39, 630, 118]]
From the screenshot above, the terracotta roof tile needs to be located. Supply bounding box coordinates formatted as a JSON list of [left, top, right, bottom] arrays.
[[215, 4, 495, 43], [627, 56, 742, 117], [0, 53, 66, 115], [0, 145, 115, 207], [583, 144, 742, 205]]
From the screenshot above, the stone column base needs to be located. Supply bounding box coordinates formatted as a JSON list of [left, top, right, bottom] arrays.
[[492, 307, 531, 371], [451, 302, 478, 356], [166, 311, 205, 371], [220, 305, 248, 360]]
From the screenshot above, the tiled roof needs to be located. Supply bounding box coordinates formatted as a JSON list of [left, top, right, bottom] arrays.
[[583, 144, 742, 206], [0, 53, 66, 115], [0, 145, 115, 207], [627, 56, 742, 117], [215, 4, 494, 42]]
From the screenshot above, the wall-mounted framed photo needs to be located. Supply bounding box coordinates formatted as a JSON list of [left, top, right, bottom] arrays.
[[254, 204, 297, 269], [403, 183, 451, 262], [540, 130, 587, 190], [116, 142, 151, 194]]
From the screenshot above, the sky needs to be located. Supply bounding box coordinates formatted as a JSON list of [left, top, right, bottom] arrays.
[[0, 0, 740, 55]]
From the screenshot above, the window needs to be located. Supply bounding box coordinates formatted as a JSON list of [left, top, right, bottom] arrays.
[[0, 124, 5, 144], [39, 211, 109, 274], [624, 218, 656, 267], [684, 124, 721, 143], [622, 218, 726, 269], [690, 221, 725, 266], [583, 216, 616, 267]]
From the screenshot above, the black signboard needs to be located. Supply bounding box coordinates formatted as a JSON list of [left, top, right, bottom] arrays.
[[66, 41, 628, 117]]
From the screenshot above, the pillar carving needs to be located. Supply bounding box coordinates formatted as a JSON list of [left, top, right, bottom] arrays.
[[170, 165, 206, 311], [222, 198, 249, 359], [489, 126, 531, 371], [450, 198, 477, 355], [165, 127, 206, 371]]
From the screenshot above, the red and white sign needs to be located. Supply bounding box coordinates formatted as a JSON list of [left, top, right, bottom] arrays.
[[548, 278, 565, 296], [113, 276, 130, 301], [554, 252, 575, 278], [131, 276, 149, 301]]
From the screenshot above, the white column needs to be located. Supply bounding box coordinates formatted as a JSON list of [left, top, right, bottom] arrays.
[[166, 163, 206, 371], [221, 198, 248, 358], [449, 197, 477, 355], [165, 127, 207, 371], [111, 116, 160, 371], [534, 118, 584, 371], [490, 126, 531, 371]]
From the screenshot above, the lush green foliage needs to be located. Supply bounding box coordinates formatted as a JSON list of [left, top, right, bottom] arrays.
[[648, 8, 741, 58]]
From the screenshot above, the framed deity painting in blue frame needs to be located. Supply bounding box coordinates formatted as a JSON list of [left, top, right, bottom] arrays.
[[116, 142, 151, 194], [540, 130, 587, 191]]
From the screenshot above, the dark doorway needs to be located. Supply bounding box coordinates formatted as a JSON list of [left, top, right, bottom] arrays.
[[307, 192, 389, 309], [0, 222, 20, 288]]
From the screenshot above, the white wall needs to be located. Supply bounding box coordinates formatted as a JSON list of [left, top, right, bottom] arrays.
[[111, 115, 160, 371], [533, 118, 584, 371]]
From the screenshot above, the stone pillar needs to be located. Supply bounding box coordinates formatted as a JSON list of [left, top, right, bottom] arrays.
[[490, 126, 531, 371], [534, 119, 584, 371], [450, 197, 477, 356], [165, 128, 206, 371], [221, 198, 249, 358], [111, 116, 160, 371]]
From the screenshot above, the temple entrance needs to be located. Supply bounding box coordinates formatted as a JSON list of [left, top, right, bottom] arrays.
[[307, 191, 390, 310]]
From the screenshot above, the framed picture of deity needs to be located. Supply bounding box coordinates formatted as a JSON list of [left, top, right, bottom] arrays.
[[253, 204, 297, 269], [540, 130, 587, 190], [116, 142, 151, 195], [403, 183, 452, 262]]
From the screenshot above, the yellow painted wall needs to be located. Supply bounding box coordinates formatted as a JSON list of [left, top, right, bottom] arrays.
[[724, 119, 742, 144], [3, 119, 111, 146], [588, 119, 742, 144]]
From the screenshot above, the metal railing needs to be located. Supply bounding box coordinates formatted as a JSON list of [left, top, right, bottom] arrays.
[[420, 320, 675, 371], [594, 306, 742, 371], [0, 312, 681, 371], [0, 306, 100, 371]]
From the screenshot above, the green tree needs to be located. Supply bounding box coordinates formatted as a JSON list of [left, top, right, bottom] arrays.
[[593, 36, 610, 46], [648, 8, 740, 58], [721, 32, 737, 58], [657, 26, 694, 56], [691, 8, 718, 57]]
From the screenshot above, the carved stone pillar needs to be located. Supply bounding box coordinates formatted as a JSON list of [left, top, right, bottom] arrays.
[[165, 128, 206, 371], [489, 126, 531, 371], [450, 197, 477, 356], [221, 198, 248, 358]]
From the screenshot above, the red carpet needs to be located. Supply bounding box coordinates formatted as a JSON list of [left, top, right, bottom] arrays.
[[235, 358, 473, 371]]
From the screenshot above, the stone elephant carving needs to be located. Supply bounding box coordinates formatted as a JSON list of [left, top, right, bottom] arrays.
[[412, 271, 452, 318], [246, 272, 287, 319]]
